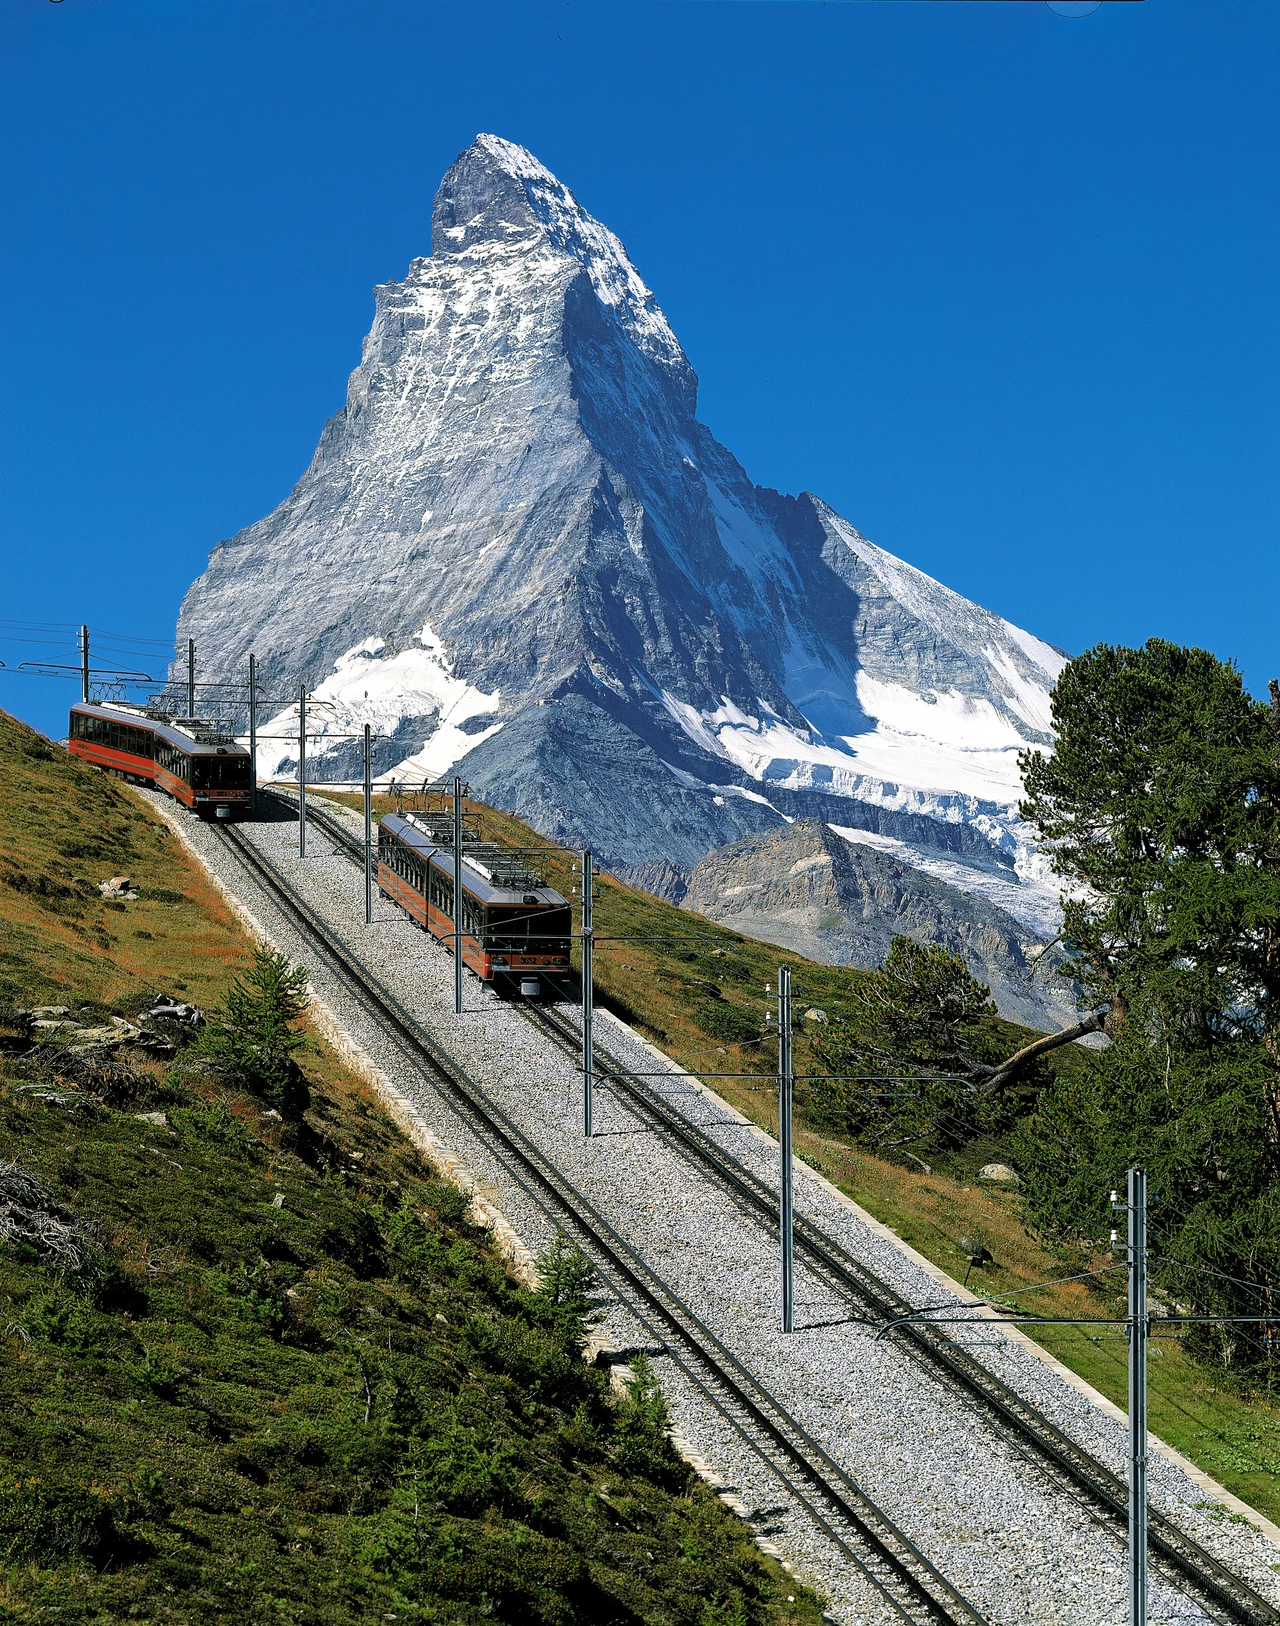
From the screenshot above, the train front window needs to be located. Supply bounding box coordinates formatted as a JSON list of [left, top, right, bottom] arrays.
[[490, 907, 571, 952], [191, 755, 250, 789]]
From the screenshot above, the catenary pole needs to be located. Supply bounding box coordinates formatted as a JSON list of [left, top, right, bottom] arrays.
[[453, 774, 463, 1014], [363, 723, 373, 925], [80, 626, 89, 703], [247, 653, 258, 814], [1128, 1166, 1149, 1626], [298, 686, 307, 859], [186, 639, 196, 718], [582, 850, 594, 1138], [779, 964, 794, 1334]]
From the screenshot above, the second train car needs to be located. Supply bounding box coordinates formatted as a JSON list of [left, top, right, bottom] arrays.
[[377, 812, 571, 1000]]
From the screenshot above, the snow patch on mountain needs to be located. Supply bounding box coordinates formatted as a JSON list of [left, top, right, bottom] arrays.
[[827, 824, 1062, 938], [659, 677, 1034, 808], [254, 624, 501, 782]]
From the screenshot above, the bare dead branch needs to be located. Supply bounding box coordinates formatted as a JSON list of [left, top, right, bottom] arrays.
[[974, 1011, 1108, 1094]]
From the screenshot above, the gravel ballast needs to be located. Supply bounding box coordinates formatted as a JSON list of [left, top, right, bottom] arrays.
[[147, 791, 1280, 1626]]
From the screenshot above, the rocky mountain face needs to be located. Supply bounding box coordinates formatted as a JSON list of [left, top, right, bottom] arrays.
[[175, 133, 1071, 1024], [680, 822, 1076, 1031]]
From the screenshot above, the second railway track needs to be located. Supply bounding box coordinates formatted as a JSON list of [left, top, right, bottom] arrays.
[[258, 791, 1280, 1626]]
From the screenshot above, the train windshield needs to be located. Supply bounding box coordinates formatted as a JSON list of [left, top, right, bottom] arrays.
[[191, 754, 251, 789], [489, 906, 572, 949]]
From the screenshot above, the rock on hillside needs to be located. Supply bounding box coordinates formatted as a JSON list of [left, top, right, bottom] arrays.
[[681, 822, 1075, 1031]]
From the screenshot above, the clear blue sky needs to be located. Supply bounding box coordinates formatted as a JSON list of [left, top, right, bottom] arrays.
[[2, 0, 1276, 738]]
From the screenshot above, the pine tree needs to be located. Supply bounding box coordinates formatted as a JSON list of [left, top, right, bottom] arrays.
[[1019, 637, 1280, 1044], [806, 936, 1043, 1156], [1016, 639, 1280, 1372], [197, 946, 310, 1114]]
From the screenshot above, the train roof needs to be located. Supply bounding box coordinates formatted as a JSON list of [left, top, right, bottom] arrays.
[[70, 701, 249, 757], [382, 812, 569, 908]]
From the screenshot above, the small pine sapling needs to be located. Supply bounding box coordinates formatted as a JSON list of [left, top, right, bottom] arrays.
[[195, 947, 310, 1115], [612, 1355, 687, 1489]]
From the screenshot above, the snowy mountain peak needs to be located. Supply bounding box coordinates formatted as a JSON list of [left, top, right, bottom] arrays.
[[431, 134, 694, 411], [176, 135, 1072, 1021]]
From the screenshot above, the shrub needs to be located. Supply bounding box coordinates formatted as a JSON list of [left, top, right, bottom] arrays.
[[531, 1234, 599, 1347], [612, 1356, 688, 1490], [692, 1000, 759, 1045], [0, 1477, 118, 1564]]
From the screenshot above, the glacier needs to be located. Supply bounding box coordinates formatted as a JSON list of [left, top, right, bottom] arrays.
[[175, 132, 1072, 1020]]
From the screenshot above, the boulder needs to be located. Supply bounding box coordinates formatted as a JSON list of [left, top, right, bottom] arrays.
[[143, 994, 204, 1028], [978, 1163, 1021, 1185], [98, 877, 139, 900]]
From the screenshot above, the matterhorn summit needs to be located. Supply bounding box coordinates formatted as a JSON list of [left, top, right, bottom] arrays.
[[176, 134, 1073, 1024]]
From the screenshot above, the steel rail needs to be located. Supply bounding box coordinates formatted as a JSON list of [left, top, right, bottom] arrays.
[[212, 815, 987, 1626], [272, 789, 1280, 1626], [522, 1005, 1280, 1626]]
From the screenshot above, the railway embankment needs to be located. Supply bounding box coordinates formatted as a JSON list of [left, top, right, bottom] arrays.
[[150, 784, 1280, 1625], [0, 706, 824, 1626]]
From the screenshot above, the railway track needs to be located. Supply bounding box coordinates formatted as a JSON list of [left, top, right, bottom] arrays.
[[264, 790, 1280, 1626], [213, 815, 989, 1626], [523, 1005, 1280, 1626]]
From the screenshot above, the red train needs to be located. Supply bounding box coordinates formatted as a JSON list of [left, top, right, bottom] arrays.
[[378, 811, 571, 999], [67, 701, 252, 819]]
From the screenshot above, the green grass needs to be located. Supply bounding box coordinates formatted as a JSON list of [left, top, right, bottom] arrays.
[[0, 716, 824, 1625], [0, 1051, 821, 1625], [0, 708, 252, 1011]]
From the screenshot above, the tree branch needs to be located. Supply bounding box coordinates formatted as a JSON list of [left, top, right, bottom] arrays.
[[974, 1010, 1108, 1094]]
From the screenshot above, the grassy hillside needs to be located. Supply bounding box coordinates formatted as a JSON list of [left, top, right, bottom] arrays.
[[0, 709, 251, 1009], [316, 786, 1280, 1526], [0, 710, 823, 1626]]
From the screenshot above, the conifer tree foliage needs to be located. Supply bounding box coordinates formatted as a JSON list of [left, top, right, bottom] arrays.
[[195, 946, 311, 1115], [806, 937, 1042, 1156], [1012, 1020, 1280, 1372], [1016, 639, 1280, 1372], [1019, 638, 1280, 1040]]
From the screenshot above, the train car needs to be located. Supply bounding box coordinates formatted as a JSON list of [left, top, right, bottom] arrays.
[[67, 701, 252, 820], [377, 811, 571, 999]]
